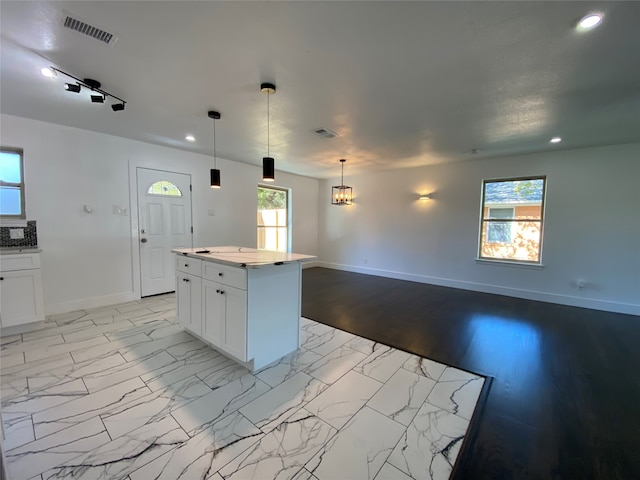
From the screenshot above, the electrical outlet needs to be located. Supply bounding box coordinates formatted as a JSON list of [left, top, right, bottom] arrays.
[[113, 205, 122, 215], [577, 279, 586, 290], [9, 228, 24, 239]]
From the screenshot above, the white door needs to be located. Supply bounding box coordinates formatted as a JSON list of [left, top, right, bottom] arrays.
[[137, 168, 192, 297]]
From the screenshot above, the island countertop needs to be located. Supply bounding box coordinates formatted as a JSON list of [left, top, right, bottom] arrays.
[[172, 246, 316, 268]]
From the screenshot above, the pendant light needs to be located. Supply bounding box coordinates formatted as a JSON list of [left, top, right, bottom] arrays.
[[331, 159, 353, 205], [261, 82, 276, 182], [208, 110, 221, 188]]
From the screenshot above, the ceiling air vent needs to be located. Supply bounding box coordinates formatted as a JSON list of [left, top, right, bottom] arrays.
[[313, 128, 338, 139], [63, 15, 117, 45]]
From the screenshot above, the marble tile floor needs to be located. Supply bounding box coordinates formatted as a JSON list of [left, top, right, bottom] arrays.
[[0, 294, 485, 480]]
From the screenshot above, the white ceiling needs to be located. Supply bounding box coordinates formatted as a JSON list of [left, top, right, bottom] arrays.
[[1, 1, 639, 179]]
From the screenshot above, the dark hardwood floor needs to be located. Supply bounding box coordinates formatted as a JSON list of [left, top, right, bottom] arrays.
[[301, 267, 640, 479]]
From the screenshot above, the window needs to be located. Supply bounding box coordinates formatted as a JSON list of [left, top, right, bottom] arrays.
[[147, 181, 182, 197], [257, 185, 290, 252], [479, 176, 546, 263], [487, 207, 515, 243], [0, 147, 25, 218]]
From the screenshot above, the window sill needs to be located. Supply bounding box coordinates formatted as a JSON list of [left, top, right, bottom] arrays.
[[475, 258, 545, 270]]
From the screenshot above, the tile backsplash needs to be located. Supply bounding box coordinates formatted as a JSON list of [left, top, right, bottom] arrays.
[[0, 220, 38, 248]]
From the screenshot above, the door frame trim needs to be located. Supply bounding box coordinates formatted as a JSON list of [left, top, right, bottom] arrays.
[[128, 161, 194, 299]]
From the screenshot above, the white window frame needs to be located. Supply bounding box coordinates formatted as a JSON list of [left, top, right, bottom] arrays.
[[486, 207, 515, 243], [0, 147, 26, 219], [478, 176, 547, 265]]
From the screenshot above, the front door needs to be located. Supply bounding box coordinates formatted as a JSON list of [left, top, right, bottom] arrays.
[[137, 168, 192, 297]]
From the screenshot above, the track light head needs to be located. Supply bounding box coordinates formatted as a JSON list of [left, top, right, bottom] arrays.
[[64, 83, 81, 93], [111, 103, 125, 111], [91, 95, 105, 103]]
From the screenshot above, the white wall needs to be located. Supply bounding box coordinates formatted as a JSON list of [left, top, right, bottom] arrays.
[[318, 143, 640, 315], [2, 112, 637, 316], [0, 114, 318, 314]]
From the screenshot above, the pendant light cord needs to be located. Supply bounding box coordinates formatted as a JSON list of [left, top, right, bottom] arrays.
[[267, 91, 270, 157], [213, 119, 217, 170]]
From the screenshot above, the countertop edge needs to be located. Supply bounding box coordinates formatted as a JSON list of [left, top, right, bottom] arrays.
[[172, 247, 317, 268]]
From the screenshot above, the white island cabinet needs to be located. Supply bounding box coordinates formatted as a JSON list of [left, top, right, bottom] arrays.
[[173, 246, 316, 371]]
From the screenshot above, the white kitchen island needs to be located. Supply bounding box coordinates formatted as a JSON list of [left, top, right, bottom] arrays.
[[172, 246, 316, 371]]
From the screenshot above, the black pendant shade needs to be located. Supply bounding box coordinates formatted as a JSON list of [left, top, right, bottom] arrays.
[[261, 82, 276, 182], [263, 157, 275, 182], [208, 110, 221, 189], [210, 168, 221, 189]]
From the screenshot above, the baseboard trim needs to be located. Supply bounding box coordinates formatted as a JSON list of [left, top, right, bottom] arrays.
[[317, 262, 640, 316], [302, 261, 321, 269], [46, 291, 138, 316]]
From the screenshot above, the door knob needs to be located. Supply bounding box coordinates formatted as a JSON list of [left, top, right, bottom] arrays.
[[140, 238, 148, 243]]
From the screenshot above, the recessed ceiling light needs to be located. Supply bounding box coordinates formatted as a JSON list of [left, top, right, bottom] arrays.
[[41, 67, 57, 78], [185, 135, 195, 142], [550, 137, 562, 144], [577, 13, 603, 31]]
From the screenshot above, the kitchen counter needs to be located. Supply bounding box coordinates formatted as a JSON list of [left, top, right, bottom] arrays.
[[173, 246, 316, 371], [0, 246, 42, 255], [171, 246, 316, 267]]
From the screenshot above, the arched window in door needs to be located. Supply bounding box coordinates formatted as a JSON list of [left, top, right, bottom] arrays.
[[147, 181, 183, 197]]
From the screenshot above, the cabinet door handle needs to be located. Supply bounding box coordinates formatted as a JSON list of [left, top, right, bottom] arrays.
[[183, 278, 189, 282], [0, 277, 3, 281], [219, 290, 225, 295], [184, 264, 189, 267], [218, 272, 223, 277]]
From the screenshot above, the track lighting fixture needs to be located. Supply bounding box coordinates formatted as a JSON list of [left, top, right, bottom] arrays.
[[45, 66, 126, 111], [208, 110, 222, 189], [261, 82, 276, 182]]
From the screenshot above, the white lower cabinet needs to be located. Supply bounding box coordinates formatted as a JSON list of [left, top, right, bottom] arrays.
[[0, 253, 45, 329], [202, 279, 247, 361], [176, 272, 201, 336]]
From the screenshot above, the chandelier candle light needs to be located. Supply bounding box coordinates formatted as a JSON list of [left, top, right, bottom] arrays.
[[261, 82, 276, 182], [331, 159, 353, 205], [208, 110, 221, 188]]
